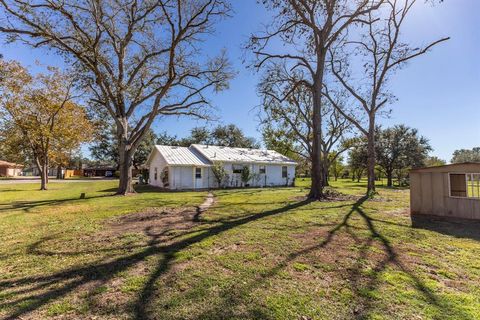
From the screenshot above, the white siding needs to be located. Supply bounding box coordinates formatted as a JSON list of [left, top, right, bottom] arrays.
[[149, 151, 168, 187], [170, 166, 195, 190], [148, 149, 296, 190]]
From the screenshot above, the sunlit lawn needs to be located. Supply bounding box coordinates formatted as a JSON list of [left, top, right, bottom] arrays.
[[0, 179, 479, 319]]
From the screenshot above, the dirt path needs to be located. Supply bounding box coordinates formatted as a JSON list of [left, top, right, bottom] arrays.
[[104, 191, 216, 240]]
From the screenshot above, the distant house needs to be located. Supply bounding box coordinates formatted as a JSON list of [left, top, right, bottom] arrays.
[[0, 160, 24, 177], [410, 162, 480, 221], [83, 166, 116, 177], [147, 144, 297, 190]]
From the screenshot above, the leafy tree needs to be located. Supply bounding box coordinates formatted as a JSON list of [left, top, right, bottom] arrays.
[[0, 60, 93, 190], [375, 125, 431, 187], [451, 148, 480, 164], [156, 132, 182, 146], [348, 140, 368, 183], [0, 0, 234, 194], [330, 155, 345, 182], [211, 162, 228, 188], [425, 156, 447, 167], [180, 124, 259, 148]]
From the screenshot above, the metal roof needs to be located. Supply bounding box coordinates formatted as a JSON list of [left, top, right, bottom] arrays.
[[154, 145, 211, 166], [191, 144, 297, 165]]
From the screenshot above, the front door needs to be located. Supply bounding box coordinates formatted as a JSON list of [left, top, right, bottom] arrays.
[[194, 167, 203, 189]]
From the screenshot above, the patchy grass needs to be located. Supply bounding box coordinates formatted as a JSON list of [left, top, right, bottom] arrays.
[[0, 179, 479, 319]]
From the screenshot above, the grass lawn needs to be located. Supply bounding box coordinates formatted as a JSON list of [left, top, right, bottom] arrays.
[[0, 179, 479, 319]]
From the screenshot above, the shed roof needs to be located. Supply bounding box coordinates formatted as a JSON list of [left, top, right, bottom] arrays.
[[410, 162, 480, 173], [191, 144, 297, 165], [154, 145, 211, 166]]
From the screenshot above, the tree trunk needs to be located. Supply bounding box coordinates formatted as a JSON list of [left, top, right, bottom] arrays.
[[56, 164, 62, 179], [366, 117, 376, 196], [114, 117, 135, 195], [117, 139, 134, 195], [37, 158, 48, 191], [323, 167, 330, 187], [386, 170, 393, 187], [308, 53, 327, 200], [309, 97, 324, 199]]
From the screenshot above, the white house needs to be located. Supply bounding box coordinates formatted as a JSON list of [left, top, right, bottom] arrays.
[[147, 144, 297, 190]]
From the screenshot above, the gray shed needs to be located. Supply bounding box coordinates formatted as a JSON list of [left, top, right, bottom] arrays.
[[410, 163, 480, 220]]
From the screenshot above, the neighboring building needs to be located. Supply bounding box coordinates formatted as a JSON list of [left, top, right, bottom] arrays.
[[410, 163, 480, 220], [147, 144, 297, 190], [83, 167, 116, 177], [0, 160, 23, 177]]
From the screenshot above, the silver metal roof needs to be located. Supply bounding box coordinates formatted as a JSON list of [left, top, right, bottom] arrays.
[[191, 144, 297, 165], [154, 145, 211, 166]]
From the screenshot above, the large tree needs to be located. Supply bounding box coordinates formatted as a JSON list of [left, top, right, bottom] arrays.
[[247, 0, 383, 200], [325, 0, 448, 196], [0, 0, 233, 194], [0, 60, 93, 190], [375, 125, 431, 187], [258, 67, 352, 187]]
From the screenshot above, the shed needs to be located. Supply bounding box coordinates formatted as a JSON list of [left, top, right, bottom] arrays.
[[410, 162, 480, 220], [0, 160, 23, 177], [147, 144, 297, 190]]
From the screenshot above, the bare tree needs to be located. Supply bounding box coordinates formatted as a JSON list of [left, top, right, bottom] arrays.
[[247, 0, 383, 200], [258, 64, 353, 187], [325, 0, 448, 196], [0, 0, 233, 194]]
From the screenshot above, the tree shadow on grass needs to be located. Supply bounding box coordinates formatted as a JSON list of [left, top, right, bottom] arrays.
[[0, 194, 113, 213], [0, 199, 313, 320], [411, 214, 480, 241], [1, 197, 474, 320], [165, 198, 474, 320]]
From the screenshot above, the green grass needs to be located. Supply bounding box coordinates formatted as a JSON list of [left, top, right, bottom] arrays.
[[0, 179, 479, 319]]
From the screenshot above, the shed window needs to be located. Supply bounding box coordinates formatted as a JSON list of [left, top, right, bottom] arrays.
[[449, 173, 480, 198], [232, 165, 243, 174], [282, 166, 288, 178], [195, 168, 202, 179], [154, 167, 158, 181], [259, 165, 266, 174]]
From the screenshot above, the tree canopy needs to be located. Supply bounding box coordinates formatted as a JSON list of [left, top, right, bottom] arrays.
[[0, 60, 94, 189], [451, 148, 480, 164]]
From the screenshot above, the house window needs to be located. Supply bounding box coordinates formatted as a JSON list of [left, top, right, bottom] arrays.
[[259, 165, 266, 174], [154, 167, 158, 181], [449, 173, 480, 198], [232, 164, 243, 174], [195, 168, 202, 179], [282, 166, 288, 178]]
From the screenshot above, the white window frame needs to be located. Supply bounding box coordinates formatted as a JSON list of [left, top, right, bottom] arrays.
[[448, 172, 480, 199], [282, 166, 288, 178], [259, 165, 266, 174], [195, 167, 202, 179]]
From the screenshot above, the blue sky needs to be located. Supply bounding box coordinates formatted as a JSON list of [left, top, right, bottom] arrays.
[[1, 0, 479, 162]]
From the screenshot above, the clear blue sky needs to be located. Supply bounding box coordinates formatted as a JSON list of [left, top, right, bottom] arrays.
[[1, 0, 479, 162]]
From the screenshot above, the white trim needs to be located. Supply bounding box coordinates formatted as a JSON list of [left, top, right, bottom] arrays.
[[448, 172, 480, 199]]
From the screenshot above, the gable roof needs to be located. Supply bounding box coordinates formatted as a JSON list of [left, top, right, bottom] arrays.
[[152, 145, 211, 166], [191, 144, 297, 165]]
